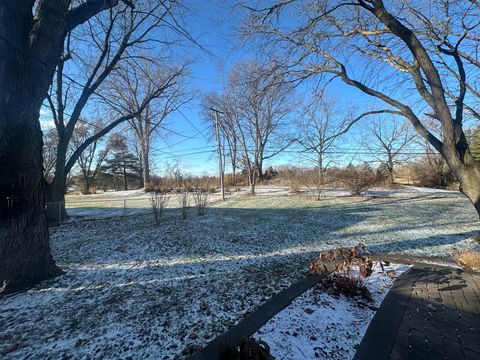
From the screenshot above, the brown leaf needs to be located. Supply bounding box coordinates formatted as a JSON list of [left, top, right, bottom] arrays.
[[304, 308, 314, 314], [359, 263, 367, 278], [386, 270, 396, 277]]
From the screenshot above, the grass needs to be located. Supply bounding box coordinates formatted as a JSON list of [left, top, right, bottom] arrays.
[[3, 188, 478, 359]]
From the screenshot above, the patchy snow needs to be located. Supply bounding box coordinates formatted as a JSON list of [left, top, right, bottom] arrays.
[[64, 190, 230, 219], [62, 185, 461, 220], [1, 189, 478, 359], [254, 263, 411, 360], [411, 259, 463, 269]]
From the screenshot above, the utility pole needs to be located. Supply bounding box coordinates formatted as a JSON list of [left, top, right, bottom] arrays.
[[211, 108, 225, 201]]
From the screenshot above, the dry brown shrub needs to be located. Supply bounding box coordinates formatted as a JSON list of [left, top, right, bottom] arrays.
[[315, 273, 373, 302], [308, 243, 373, 277], [309, 243, 380, 303], [453, 250, 480, 270]]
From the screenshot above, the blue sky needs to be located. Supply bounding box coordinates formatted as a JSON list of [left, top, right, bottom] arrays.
[[39, 0, 426, 177], [147, 0, 391, 175]]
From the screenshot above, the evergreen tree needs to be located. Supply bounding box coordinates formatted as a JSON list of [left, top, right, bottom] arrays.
[[100, 135, 142, 190]]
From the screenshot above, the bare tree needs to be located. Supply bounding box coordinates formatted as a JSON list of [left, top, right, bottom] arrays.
[[363, 117, 417, 185], [233, 61, 295, 186], [149, 190, 170, 224], [203, 92, 239, 187], [0, 0, 129, 294], [245, 0, 480, 218], [410, 1, 480, 122], [45, 1, 185, 220], [71, 120, 112, 193], [297, 97, 391, 187], [105, 59, 187, 190], [205, 61, 295, 194]]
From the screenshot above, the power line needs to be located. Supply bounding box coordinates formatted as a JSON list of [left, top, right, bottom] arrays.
[[173, 105, 210, 140], [146, 145, 437, 160], [155, 125, 211, 151]]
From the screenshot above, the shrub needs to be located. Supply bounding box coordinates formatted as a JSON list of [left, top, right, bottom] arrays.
[[452, 250, 480, 270], [81, 187, 97, 195], [300, 168, 334, 200], [342, 164, 377, 196], [409, 155, 454, 188], [316, 273, 373, 302], [192, 188, 208, 215], [309, 243, 375, 302], [149, 190, 170, 224], [178, 191, 190, 220], [308, 243, 373, 277], [263, 166, 278, 180], [278, 166, 303, 193]]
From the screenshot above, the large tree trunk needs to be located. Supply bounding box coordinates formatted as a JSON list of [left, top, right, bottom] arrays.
[[46, 140, 69, 223], [387, 154, 394, 185], [142, 146, 150, 189], [1, 0, 117, 294], [0, 0, 69, 294], [454, 163, 480, 219], [0, 106, 61, 294], [248, 167, 256, 194], [256, 161, 264, 182], [83, 175, 90, 194], [318, 153, 324, 186], [439, 136, 480, 218]]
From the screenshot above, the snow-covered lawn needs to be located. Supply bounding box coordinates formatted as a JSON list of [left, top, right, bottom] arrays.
[[1, 189, 479, 359], [254, 263, 411, 360], [63, 185, 457, 219]]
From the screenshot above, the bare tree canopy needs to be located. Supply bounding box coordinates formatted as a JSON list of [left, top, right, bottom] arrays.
[[203, 60, 296, 193], [202, 92, 239, 187], [363, 117, 417, 184], [296, 96, 398, 185], [71, 119, 113, 194], [45, 0, 188, 219], [105, 58, 189, 189], [244, 0, 480, 217]]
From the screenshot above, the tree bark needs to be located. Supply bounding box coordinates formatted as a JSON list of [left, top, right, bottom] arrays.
[[0, 0, 119, 294], [141, 146, 150, 189], [47, 138, 69, 222], [248, 166, 257, 194], [0, 106, 62, 294], [445, 152, 480, 218], [0, 0, 68, 293], [232, 167, 237, 187], [318, 153, 324, 187], [257, 162, 264, 181], [387, 153, 394, 185]]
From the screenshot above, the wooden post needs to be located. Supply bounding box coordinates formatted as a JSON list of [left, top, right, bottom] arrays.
[[212, 109, 225, 201]]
